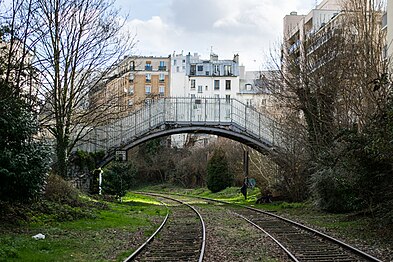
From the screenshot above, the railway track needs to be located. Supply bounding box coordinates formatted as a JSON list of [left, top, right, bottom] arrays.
[[124, 193, 206, 262], [233, 207, 379, 262], [165, 193, 382, 262]]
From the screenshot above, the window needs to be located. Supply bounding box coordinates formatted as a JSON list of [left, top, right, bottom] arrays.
[[190, 65, 196, 75], [159, 61, 166, 71], [224, 65, 232, 76], [225, 95, 231, 103], [191, 79, 196, 89], [198, 65, 203, 71], [159, 73, 165, 81], [214, 94, 220, 100], [145, 61, 152, 71], [129, 73, 134, 82], [173, 59, 177, 66], [214, 65, 220, 75], [225, 80, 231, 90], [176, 66, 180, 72], [198, 85, 203, 93], [205, 85, 208, 91], [128, 99, 133, 107], [145, 85, 151, 94], [146, 73, 151, 82], [191, 94, 196, 99], [214, 80, 220, 90], [159, 86, 165, 96], [245, 84, 252, 91], [130, 61, 135, 71], [129, 86, 134, 95], [205, 71, 210, 76]]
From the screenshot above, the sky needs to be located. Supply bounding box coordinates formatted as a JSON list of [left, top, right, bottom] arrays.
[[116, 0, 318, 70]]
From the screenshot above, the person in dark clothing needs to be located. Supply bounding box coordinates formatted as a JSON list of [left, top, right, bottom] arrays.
[[241, 177, 249, 199]]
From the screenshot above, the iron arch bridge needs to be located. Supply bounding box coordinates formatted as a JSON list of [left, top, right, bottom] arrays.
[[75, 97, 284, 165]]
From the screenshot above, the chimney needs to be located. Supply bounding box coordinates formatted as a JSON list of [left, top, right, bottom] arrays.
[[210, 53, 218, 61], [233, 54, 239, 64]]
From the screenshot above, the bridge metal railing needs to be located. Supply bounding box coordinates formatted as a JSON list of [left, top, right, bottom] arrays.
[[74, 97, 284, 154]]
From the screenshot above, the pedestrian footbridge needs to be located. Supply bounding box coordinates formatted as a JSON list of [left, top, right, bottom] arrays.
[[75, 97, 284, 165]]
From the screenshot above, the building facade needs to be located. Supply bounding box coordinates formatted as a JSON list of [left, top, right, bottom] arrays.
[[170, 52, 240, 99], [283, 0, 341, 67], [90, 56, 170, 116]]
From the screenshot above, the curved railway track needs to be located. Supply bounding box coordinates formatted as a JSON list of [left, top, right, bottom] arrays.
[[124, 193, 206, 262], [163, 193, 382, 262]]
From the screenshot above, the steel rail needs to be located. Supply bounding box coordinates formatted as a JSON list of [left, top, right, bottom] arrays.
[[123, 199, 169, 262], [171, 193, 382, 262], [133, 192, 206, 262], [234, 212, 299, 262], [242, 204, 382, 262]]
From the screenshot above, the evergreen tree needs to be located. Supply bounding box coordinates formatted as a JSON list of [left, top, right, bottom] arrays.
[[0, 82, 51, 201], [207, 148, 233, 193]]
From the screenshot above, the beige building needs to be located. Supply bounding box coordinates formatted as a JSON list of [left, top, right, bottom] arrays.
[[90, 56, 170, 115]]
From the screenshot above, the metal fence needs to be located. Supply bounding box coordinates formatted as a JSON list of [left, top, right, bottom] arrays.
[[74, 97, 283, 153]]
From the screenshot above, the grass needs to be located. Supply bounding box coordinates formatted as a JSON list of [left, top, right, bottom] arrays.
[[0, 193, 166, 262]]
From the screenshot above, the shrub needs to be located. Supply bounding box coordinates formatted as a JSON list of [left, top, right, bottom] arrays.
[[102, 162, 137, 200], [207, 148, 233, 193], [0, 91, 51, 202], [44, 174, 81, 206]]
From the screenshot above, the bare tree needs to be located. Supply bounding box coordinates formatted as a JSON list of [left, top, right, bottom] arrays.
[[20, 0, 136, 178], [1, 0, 38, 104], [265, 0, 387, 159]]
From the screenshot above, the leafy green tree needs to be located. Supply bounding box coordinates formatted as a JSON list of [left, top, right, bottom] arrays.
[[102, 162, 137, 200], [207, 148, 233, 193]]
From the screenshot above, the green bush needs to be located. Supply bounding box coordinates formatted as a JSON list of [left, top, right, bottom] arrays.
[[102, 162, 137, 200], [207, 148, 233, 193], [0, 89, 51, 202], [311, 164, 361, 213]]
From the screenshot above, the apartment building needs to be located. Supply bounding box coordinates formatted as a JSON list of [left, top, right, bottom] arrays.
[[169, 52, 241, 147], [238, 70, 279, 115], [90, 56, 170, 116], [283, 0, 341, 69]]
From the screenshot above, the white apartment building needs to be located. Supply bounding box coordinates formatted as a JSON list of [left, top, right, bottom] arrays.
[[171, 52, 240, 99], [238, 70, 276, 111], [169, 52, 241, 147], [283, 0, 341, 60]]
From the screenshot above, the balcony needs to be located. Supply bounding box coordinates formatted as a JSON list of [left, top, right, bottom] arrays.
[[145, 65, 152, 71], [288, 40, 301, 54], [158, 66, 166, 71]]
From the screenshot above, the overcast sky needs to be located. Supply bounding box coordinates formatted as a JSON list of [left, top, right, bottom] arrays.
[[116, 0, 318, 70]]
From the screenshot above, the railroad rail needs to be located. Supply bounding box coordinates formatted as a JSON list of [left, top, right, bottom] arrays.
[[125, 193, 206, 262], [159, 193, 382, 262]]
